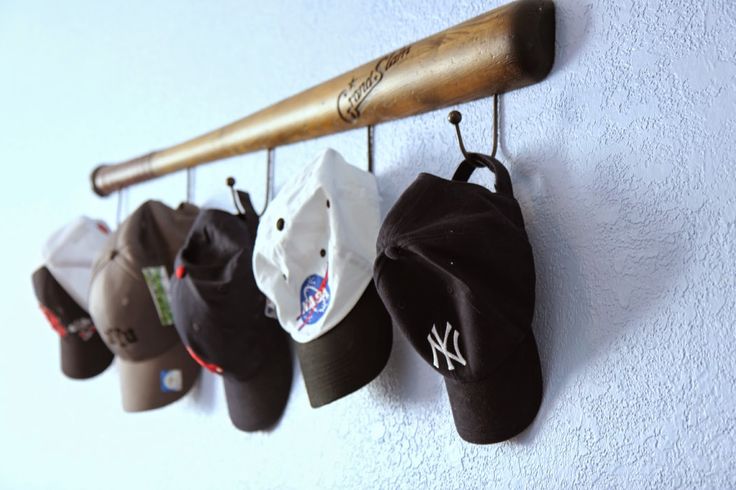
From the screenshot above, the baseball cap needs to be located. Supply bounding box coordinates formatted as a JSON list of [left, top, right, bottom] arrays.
[[253, 148, 392, 408], [170, 193, 293, 431], [374, 153, 542, 444], [42, 216, 111, 311], [31, 266, 113, 379], [88, 200, 201, 412]]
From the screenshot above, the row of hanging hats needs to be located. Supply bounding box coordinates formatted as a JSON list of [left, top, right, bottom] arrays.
[[33, 147, 543, 443]]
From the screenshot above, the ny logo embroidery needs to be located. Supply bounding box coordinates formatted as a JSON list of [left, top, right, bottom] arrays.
[[427, 322, 467, 371]]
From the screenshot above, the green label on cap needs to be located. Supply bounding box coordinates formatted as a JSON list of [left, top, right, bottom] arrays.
[[141, 266, 174, 326]]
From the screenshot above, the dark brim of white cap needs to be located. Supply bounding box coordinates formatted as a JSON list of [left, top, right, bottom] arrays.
[[295, 282, 393, 408], [445, 333, 543, 444], [222, 330, 293, 431], [118, 340, 201, 412]]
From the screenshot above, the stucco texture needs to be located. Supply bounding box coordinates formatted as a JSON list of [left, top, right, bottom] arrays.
[[0, 0, 734, 488]]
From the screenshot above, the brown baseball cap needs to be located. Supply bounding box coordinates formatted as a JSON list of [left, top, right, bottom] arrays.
[[89, 200, 201, 412]]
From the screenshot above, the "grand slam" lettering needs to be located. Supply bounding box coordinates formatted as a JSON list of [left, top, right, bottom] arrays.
[[336, 45, 411, 123]]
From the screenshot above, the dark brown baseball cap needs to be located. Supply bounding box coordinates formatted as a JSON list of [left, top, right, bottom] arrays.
[[88, 200, 201, 412], [32, 266, 114, 379]]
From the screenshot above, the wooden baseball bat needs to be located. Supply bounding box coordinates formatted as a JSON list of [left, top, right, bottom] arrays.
[[92, 0, 555, 196]]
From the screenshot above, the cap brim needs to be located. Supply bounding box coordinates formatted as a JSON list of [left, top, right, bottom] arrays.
[[296, 282, 392, 408], [59, 332, 114, 379], [118, 340, 201, 412], [445, 333, 543, 444], [223, 330, 293, 431]]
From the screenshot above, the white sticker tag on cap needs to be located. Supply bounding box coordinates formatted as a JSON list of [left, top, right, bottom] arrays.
[[141, 266, 174, 326], [160, 369, 183, 392]]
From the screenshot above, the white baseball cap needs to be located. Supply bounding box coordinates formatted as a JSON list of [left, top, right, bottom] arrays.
[[252, 148, 392, 407], [42, 216, 111, 311]]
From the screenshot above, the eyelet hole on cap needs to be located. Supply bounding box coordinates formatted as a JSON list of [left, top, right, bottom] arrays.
[[276, 218, 285, 231], [326, 199, 330, 208], [320, 249, 326, 257]]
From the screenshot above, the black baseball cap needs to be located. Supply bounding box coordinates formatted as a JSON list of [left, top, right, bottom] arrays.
[[32, 266, 114, 379], [170, 193, 293, 431], [374, 153, 542, 444], [88, 200, 201, 412]]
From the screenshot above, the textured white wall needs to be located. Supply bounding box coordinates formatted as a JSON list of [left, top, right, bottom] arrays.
[[1, 0, 734, 488]]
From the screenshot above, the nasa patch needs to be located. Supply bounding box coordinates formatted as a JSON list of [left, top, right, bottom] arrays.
[[297, 272, 331, 329], [160, 369, 183, 393]]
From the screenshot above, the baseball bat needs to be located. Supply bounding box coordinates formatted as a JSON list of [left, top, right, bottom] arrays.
[[92, 0, 555, 196]]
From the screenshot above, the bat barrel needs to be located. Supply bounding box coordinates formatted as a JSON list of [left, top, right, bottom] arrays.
[[91, 0, 555, 196]]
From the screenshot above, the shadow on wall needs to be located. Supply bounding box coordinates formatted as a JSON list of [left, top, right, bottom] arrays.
[[369, 162, 447, 408], [507, 0, 694, 444], [189, 369, 219, 413], [510, 145, 692, 444]]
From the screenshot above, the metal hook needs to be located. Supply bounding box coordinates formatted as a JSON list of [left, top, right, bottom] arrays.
[[115, 188, 127, 227], [225, 149, 273, 218], [225, 176, 244, 216], [186, 167, 195, 203], [367, 125, 374, 173], [448, 110, 469, 159], [116, 190, 122, 227], [261, 147, 274, 215], [490, 93, 499, 159], [448, 93, 500, 161], [447, 94, 509, 187]]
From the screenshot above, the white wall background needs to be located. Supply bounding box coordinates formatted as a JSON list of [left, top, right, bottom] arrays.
[[1, 1, 734, 488]]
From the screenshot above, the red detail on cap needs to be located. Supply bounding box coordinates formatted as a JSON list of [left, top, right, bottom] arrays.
[[175, 265, 186, 279], [185, 345, 223, 374], [40, 305, 67, 337], [97, 222, 110, 234]]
